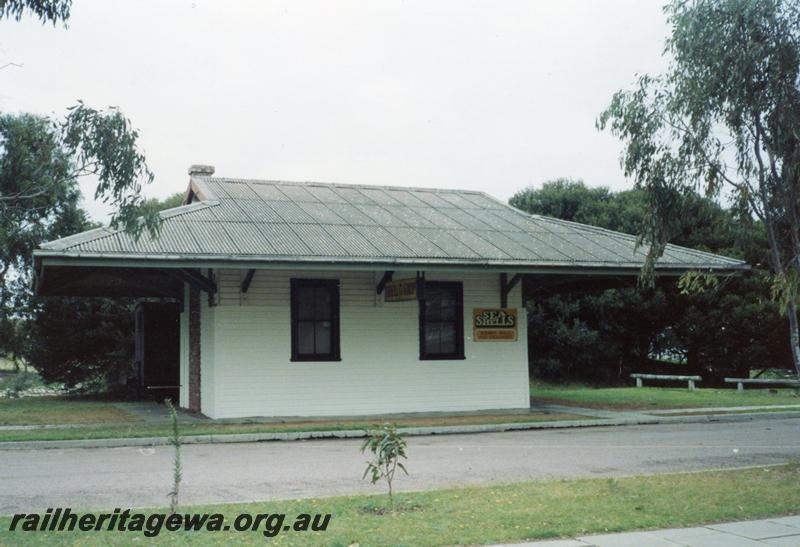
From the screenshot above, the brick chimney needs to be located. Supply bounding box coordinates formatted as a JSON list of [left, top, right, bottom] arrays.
[[188, 164, 215, 176]]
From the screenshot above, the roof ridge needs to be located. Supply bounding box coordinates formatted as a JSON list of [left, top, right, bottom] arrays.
[[487, 194, 743, 266], [537, 215, 743, 265], [39, 226, 114, 251], [199, 176, 487, 196], [159, 201, 215, 220], [41, 201, 217, 251]]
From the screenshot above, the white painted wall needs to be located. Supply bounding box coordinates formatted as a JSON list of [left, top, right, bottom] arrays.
[[186, 269, 529, 419]]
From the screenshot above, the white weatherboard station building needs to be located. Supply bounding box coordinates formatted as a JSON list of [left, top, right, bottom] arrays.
[[34, 166, 747, 419]]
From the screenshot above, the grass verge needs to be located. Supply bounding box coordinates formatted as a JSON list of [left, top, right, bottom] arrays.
[[0, 397, 140, 426], [0, 412, 588, 443], [2, 464, 799, 545], [532, 382, 800, 410]]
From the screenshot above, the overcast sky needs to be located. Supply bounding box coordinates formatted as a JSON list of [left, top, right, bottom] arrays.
[[1, 0, 669, 223]]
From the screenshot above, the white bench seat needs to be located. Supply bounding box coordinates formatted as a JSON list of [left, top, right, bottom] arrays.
[[630, 373, 702, 390], [724, 377, 800, 393]]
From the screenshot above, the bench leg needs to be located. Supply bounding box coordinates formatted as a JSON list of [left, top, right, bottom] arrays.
[[737, 382, 743, 393], [636, 378, 642, 388], [688, 380, 695, 391]]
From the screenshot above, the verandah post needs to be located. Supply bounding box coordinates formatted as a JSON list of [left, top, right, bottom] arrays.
[[188, 284, 202, 412]]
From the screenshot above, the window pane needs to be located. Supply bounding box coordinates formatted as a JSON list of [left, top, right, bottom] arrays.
[[292, 279, 340, 361], [315, 287, 332, 320], [315, 321, 332, 354], [438, 294, 456, 320], [297, 321, 315, 354], [421, 283, 461, 358], [438, 322, 456, 354], [425, 287, 457, 321], [425, 322, 442, 354], [438, 309, 455, 321], [296, 287, 315, 320], [425, 290, 442, 321]]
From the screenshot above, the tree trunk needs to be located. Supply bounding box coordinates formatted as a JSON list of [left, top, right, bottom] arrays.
[[686, 345, 700, 377], [786, 301, 800, 378]]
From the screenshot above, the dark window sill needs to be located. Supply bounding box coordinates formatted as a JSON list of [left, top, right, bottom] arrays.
[[291, 357, 342, 363], [419, 355, 466, 361]]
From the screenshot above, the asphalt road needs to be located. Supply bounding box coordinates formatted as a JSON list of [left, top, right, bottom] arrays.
[[2, 418, 799, 515]]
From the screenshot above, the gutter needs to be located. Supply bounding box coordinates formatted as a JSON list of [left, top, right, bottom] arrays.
[[33, 251, 750, 276], [0, 410, 794, 451]]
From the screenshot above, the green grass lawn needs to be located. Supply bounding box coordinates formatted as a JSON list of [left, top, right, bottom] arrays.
[[532, 382, 800, 410], [2, 464, 799, 545], [0, 397, 141, 426]]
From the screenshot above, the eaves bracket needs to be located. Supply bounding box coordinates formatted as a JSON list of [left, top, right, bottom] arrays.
[[376, 271, 394, 295], [241, 269, 256, 293], [170, 268, 217, 296], [500, 273, 522, 308]]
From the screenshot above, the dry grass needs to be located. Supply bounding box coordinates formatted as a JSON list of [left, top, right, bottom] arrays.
[[254, 411, 587, 429], [0, 397, 141, 425]]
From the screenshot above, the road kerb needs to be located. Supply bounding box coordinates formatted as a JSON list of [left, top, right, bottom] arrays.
[[1, 410, 799, 450]]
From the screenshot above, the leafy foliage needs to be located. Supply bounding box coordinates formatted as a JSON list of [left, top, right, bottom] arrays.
[[62, 102, 160, 239], [143, 192, 186, 213], [0, 108, 156, 374], [0, 114, 85, 363], [514, 179, 787, 383], [0, 0, 158, 390], [597, 0, 800, 374], [510, 178, 615, 224], [361, 423, 408, 506], [26, 297, 135, 389], [0, 0, 71, 26]]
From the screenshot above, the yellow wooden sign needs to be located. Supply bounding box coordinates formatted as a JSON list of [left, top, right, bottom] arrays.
[[473, 308, 518, 341], [384, 278, 417, 302]]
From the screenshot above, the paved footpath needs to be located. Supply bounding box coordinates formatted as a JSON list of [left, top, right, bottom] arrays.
[[2, 418, 799, 514], [496, 515, 800, 546]]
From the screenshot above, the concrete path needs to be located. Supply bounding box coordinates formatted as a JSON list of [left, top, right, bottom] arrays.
[[2, 417, 799, 515], [111, 401, 204, 423], [536, 402, 800, 418], [648, 404, 800, 415], [497, 515, 800, 546], [534, 403, 654, 420]]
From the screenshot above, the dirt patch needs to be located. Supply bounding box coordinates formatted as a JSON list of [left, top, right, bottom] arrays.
[[358, 502, 423, 515], [0, 397, 142, 425], [250, 412, 591, 430], [533, 396, 676, 411]]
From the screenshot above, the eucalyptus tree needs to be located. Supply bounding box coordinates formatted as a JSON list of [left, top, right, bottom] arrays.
[[512, 180, 780, 383], [0, 109, 159, 365], [0, 0, 71, 26], [0, 0, 160, 370], [598, 0, 800, 375]]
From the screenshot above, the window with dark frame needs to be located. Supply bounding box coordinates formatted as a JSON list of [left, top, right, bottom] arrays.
[[290, 278, 340, 362], [419, 281, 464, 360]]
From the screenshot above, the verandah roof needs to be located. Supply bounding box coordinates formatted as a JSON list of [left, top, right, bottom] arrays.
[[35, 176, 748, 277]]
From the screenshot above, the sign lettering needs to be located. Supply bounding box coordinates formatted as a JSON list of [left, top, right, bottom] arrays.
[[384, 278, 417, 302], [473, 308, 518, 341]]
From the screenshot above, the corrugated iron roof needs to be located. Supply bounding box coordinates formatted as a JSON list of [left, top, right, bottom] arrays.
[[36, 176, 748, 272]]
